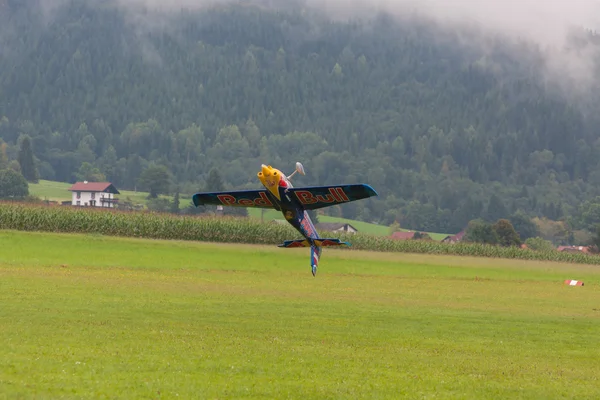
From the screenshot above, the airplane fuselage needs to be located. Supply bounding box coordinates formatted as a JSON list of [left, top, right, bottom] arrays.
[[257, 164, 320, 244]]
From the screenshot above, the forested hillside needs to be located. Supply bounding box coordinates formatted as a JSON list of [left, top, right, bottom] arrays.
[[2, 0, 600, 236]]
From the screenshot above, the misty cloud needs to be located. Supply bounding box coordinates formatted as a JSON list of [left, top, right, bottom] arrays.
[[304, 0, 600, 95], [107, 0, 600, 97], [113, 0, 600, 45]]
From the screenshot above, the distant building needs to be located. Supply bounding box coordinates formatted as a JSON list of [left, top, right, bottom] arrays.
[[390, 231, 434, 240], [441, 230, 466, 243], [390, 231, 416, 240], [557, 245, 591, 253], [315, 223, 358, 234], [67, 181, 120, 208]]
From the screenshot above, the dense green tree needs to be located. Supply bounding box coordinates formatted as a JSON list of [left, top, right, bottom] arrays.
[[464, 219, 499, 245], [485, 194, 509, 222], [0, 142, 8, 169], [0, 169, 29, 198], [492, 219, 522, 247], [204, 168, 225, 192], [525, 237, 555, 252], [171, 190, 180, 214], [17, 137, 38, 183], [138, 165, 171, 198], [388, 221, 401, 235], [75, 162, 106, 182], [591, 224, 600, 253], [509, 211, 539, 241]]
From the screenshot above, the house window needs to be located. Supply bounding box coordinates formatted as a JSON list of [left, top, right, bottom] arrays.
[[76, 191, 81, 199], [76, 201, 80, 206], [91, 192, 95, 199]]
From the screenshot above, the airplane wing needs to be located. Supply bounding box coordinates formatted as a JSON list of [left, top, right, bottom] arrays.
[[287, 184, 377, 210], [192, 189, 278, 209]]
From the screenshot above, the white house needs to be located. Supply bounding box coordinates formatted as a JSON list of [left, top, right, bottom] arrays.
[[67, 181, 120, 208]]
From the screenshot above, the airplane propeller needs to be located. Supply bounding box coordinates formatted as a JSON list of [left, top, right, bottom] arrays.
[[287, 162, 305, 180]]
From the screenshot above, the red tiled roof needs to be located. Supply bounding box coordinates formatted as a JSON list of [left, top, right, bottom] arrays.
[[558, 245, 590, 253], [442, 230, 466, 242], [68, 182, 120, 194], [451, 230, 466, 241], [391, 231, 416, 240]]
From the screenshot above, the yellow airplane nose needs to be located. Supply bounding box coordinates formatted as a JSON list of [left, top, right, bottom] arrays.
[[257, 164, 281, 200], [261, 164, 271, 177]]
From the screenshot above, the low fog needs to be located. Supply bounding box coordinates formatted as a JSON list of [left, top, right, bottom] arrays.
[[38, 0, 600, 98], [112, 0, 600, 45], [113, 0, 600, 93]]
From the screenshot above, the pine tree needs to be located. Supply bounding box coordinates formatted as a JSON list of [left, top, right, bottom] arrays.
[[204, 168, 225, 192], [485, 194, 508, 222], [17, 136, 38, 183], [204, 168, 248, 217], [171, 190, 180, 214], [138, 165, 171, 198], [0, 141, 8, 169]]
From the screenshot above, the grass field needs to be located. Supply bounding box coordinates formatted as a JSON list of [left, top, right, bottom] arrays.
[[1, 230, 599, 398]]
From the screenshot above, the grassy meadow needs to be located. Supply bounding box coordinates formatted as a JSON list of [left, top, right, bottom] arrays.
[[247, 208, 449, 240], [1, 230, 599, 399]]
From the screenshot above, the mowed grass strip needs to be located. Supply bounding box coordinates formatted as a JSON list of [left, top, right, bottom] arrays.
[[1, 231, 600, 399]]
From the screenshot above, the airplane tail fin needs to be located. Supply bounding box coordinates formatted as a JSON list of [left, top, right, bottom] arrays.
[[278, 238, 349, 277], [278, 239, 310, 248], [277, 238, 351, 248], [310, 245, 321, 277], [314, 238, 351, 247]]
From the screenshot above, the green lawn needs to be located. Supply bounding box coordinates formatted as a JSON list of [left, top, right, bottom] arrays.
[[248, 208, 449, 240], [27, 179, 73, 201], [1, 230, 599, 398]]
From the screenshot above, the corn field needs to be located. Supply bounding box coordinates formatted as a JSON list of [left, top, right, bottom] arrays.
[[0, 202, 297, 244], [1, 202, 599, 265]]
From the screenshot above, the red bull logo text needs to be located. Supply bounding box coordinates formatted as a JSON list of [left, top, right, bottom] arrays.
[[294, 187, 349, 205], [214, 187, 350, 207], [217, 191, 273, 207]]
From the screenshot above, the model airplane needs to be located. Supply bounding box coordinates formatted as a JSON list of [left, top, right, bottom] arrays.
[[192, 162, 378, 276]]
